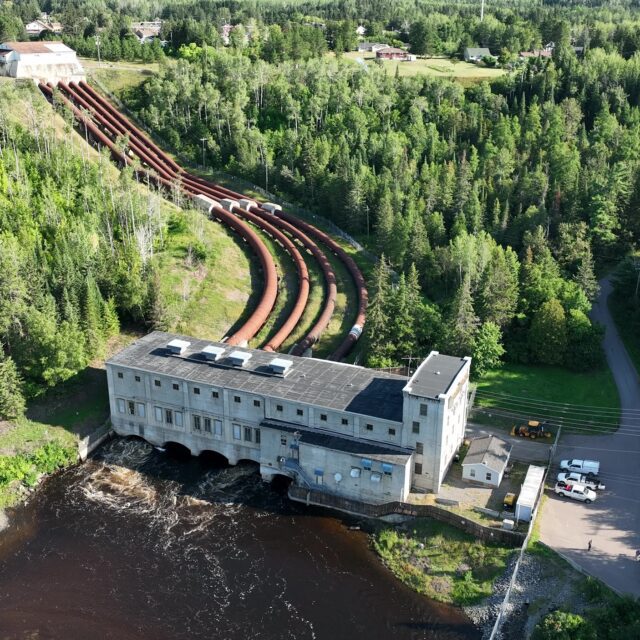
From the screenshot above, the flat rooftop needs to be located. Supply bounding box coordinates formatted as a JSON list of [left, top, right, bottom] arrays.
[[108, 332, 408, 422], [405, 352, 469, 399]]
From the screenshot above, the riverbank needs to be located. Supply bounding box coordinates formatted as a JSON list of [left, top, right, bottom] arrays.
[[372, 518, 514, 607], [0, 417, 77, 510]]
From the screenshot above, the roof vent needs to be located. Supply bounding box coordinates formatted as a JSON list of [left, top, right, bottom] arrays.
[[166, 339, 190, 355], [228, 350, 252, 367], [202, 345, 225, 361], [269, 357, 293, 375]]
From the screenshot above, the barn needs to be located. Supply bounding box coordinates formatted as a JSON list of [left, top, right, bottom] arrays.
[[0, 41, 85, 84]]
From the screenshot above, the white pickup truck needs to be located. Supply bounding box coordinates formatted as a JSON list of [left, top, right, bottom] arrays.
[[559, 459, 600, 476], [554, 481, 597, 503], [557, 472, 605, 491]]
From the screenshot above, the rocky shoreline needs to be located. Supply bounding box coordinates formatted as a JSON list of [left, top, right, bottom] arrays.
[[463, 550, 588, 639]]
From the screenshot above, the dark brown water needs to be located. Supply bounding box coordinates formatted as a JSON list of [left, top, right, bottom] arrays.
[[0, 439, 479, 640]]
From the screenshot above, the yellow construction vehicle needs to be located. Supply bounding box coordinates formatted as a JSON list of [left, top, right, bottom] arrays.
[[510, 420, 552, 440]]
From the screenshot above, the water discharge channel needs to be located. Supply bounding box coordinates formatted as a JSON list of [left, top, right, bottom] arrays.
[[0, 439, 479, 639]]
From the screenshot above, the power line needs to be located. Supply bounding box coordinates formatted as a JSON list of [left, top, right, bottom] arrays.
[[471, 406, 640, 435], [474, 388, 637, 415]]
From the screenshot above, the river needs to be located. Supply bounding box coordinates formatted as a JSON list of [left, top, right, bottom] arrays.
[[0, 438, 479, 639]]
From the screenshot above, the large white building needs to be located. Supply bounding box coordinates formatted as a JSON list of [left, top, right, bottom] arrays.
[[0, 41, 84, 84], [106, 332, 471, 504]]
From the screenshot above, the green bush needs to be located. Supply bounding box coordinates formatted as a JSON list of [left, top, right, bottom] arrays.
[[532, 610, 593, 640], [167, 212, 188, 234]]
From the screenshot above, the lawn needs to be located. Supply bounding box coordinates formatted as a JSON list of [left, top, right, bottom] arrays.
[[372, 519, 513, 605], [82, 58, 161, 94], [340, 52, 506, 84], [474, 363, 620, 435]]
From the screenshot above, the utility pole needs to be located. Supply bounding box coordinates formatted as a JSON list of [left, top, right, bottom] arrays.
[[95, 35, 102, 67], [481, 0, 485, 22]]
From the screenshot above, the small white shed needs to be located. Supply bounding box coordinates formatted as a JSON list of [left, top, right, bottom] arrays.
[[462, 435, 512, 487], [515, 465, 545, 522]]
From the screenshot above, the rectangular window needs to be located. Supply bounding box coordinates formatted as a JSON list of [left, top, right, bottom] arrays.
[[136, 403, 145, 418], [193, 415, 201, 431], [382, 463, 393, 476], [414, 463, 423, 475], [361, 458, 372, 470], [320, 414, 327, 422], [212, 390, 219, 399], [276, 404, 283, 412], [175, 411, 183, 427], [341, 418, 348, 425], [204, 417, 211, 433], [350, 467, 361, 478], [470, 469, 476, 478], [173, 383, 180, 391], [154, 379, 161, 388], [117, 398, 125, 414], [254, 399, 261, 407], [244, 427, 252, 442], [296, 409, 303, 416], [214, 419, 222, 436], [420, 403, 428, 416], [193, 387, 200, 395], [416, 442, 424, 455], [486, 472, 492, 481], [135, 375, 141, 382], [165, 409, 173, 425], [314, 469, 323, 485], [412, 421, 420, 434], [233, 423, 241, 440], [280, 436, 287, 446], [255, 428, 261, 444], [234, 396, 241, 404], [365, 424, 373, 431], [154, 406, 163, 422], [117, 372, 123, 379], [127, 401, 135, 415], [388, 428, 396, 436]]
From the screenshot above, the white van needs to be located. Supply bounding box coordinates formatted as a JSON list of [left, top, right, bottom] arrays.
[[559, 459, 600, 476]]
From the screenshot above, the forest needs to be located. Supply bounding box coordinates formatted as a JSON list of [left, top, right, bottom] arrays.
[[0, 0, 638, 399], [0, 83, 174, 418], [124, 38, 640, 374]]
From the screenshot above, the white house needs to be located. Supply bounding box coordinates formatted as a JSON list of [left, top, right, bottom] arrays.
[[0, 41, 85, 84], [462, 435, 511, 487], [356, 25, 366, 36], [25, 15, 63, 37], [357, 42, 386, 53]]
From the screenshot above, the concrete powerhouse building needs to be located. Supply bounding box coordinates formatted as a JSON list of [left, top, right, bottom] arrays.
[[107, 332, 471, 504]]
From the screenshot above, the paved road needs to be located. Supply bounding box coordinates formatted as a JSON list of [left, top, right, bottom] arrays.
[[539, 276, 640, 596], [466, 422, 552, 465]]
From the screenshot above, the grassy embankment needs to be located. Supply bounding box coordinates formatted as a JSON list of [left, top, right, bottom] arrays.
[[372, 519, 513, 606], [472, 363, 620, 435], [338, 52, 506, 85]]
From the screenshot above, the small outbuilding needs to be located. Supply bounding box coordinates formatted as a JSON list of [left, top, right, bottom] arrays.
[[462, 435, 512, 487], [464, 47, 492, 62]]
